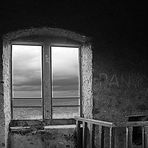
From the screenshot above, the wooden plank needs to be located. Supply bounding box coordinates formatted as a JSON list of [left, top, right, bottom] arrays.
[[9, 132, 14, 148], [145, 126, 148, 148], [98, 125, 103, 148], [10, 119, 76, 127], [44, 118, 76, 125], [43, 43, 52, 119], [53, 105, 80, 107], [109, 127, 115, 148], [75, 117, 114, 127], [75, 117, 148, 148], [10, 126, 31, 131], [89, 123, 93, 148], [126, 127, 129, 148], [142, 126, 145, 148], [75, 117, 148, 128], [79, 47, 83, 117], [11, 45, 13, 119], [7, 131, 12, 148], [128, 127, 133, 148], [115, 121, 148, 127], [13, 106, 42, 108], [10, 41, 43, 45], [12, 98, 42, 100], [52, 97, 79, 99], [82, 121, 87, 148], [76, 121, 81, 148]]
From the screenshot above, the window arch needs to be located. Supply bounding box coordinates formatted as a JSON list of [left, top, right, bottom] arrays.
[[3, 27, 93, 126]]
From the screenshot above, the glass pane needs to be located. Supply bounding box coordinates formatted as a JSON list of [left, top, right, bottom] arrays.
[[12, 45, 42, 119], [12, 98, 42, 107], [53, 107, 80, 119], [51, 47, 80, 118], [12, 45, 42, 98], [13, 108, 42, 120], [52, 97, 80, 106]]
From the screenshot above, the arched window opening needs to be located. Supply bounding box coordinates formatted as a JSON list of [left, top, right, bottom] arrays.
[[3, 27, 92, 126]]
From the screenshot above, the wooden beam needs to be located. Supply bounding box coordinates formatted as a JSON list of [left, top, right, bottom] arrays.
[[145, 126, 148, 148], [82, 121, 87, 148], [75, 117, 114, 127], [115, 121, 148, 127], [89, 123, 93, 148], [109, 127, 115, 148], [142, 126, 145, 148], [76, 121, 81, 148], [128, 127, 133, 148], [53, 105, 80, 107], [43, 43, 52, 119], [13, 106, 42, 108], [98, 125, 104, 148], [126, 127, 128, 148]]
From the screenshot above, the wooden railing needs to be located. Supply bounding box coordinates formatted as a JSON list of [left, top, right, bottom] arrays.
[[75, 117, 148, 148]]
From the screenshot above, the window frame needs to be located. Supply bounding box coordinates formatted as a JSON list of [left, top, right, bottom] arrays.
[[10, 41, 82, 122]]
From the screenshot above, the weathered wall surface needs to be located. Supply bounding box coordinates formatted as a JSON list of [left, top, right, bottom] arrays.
[[10, 127, 76, 148], [0, 42, 5, 148], [3, 41, 12, 148], [81, 44, 93, 118], [92, 43, 148, 148], [93, 45, 148, 121]]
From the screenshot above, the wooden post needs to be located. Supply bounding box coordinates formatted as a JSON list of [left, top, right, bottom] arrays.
[[128, 127, 133, 148], [126, 127, 129, 148], [89, 123, 93, 148], [109, 127, 115, 148], [76, 120, 81, 148], [82, 121, 87, 148], [43, 43, 52, 119], [98, 125, 104, 148], [145, 126, 148, 148], [142, 126, 145, 148], [126, 127, 133, 148]]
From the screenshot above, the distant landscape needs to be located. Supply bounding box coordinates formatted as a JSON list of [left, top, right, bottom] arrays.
[[13, 97, 80, 119]]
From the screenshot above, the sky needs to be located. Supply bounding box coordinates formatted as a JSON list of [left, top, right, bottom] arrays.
[[12, 45, 79, 99]]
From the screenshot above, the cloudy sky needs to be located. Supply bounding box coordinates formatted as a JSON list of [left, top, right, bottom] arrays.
[[12, 45, 79, 99]]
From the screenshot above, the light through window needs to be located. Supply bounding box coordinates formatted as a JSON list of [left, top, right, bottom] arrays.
[[12, 45, 80, 120], [12, 45, 42, 119], [52, 47, 80, 119]]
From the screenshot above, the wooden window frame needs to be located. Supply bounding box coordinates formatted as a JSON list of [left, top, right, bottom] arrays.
[[11, 41, 82, 122]]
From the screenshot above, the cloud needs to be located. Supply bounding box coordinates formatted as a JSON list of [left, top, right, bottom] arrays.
[[52, 46, 79, 77]]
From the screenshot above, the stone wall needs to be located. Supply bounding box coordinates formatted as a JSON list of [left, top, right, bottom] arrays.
[[0, 42, 5, 147], [2, 41, 12, 148], [93, 45, 148, 121], [92, 44, 148, 148], [81, 44, 93, 118]]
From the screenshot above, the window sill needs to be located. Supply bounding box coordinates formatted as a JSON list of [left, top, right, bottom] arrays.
[[10, 124, 76, 132], [44, 124, 76, 129]]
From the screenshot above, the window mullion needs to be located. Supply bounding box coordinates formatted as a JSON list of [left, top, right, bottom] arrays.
[[43, 43, 52, 119]]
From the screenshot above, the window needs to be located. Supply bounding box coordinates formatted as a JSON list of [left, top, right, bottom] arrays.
[[3, 27, 92, 128], [12, 44, 80, 120]]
